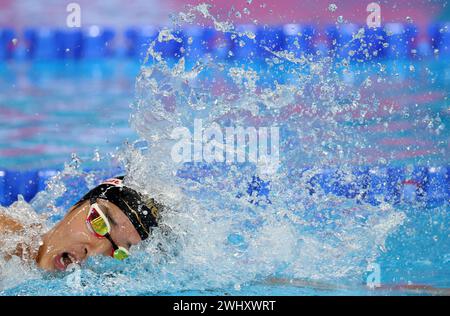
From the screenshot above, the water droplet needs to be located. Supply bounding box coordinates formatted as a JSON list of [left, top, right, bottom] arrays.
[[246, 31, 256, 40], [69, 153, 82, 169], [328, 3, 338, 12], [92, 149, 101, 162]]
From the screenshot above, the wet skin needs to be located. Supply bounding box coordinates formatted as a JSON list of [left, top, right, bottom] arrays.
[[36, 199, 141, 271]]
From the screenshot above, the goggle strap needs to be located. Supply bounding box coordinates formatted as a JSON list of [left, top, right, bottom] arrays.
[[105, 233, 118, 251]]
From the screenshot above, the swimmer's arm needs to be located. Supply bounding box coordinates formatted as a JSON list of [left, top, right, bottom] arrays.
[[0, 213, 24, 234], [0, 213, 36, 260]]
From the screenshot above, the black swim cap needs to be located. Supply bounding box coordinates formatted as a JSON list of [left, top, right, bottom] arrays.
[[76, 176, 161, 240]]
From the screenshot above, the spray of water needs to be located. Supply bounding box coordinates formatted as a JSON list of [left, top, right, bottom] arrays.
[[0, 3, 408, 294]]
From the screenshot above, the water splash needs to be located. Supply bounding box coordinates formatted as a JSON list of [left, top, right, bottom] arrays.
[[0, 3, 412, 294], [120, 3, 407, 293]]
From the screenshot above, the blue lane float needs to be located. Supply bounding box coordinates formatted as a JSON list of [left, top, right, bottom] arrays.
[[37, 170, 59, 192], [54, 29, 83, 59], [24, 27, 115, 60], [283, 24, 316, 57], [124, 27, 147, 58], [1, 23, 449, 61], [364, 26, 388, 59], [406, 166, 429, 204], [125, 26, 184, 61], [364, 168, 387, 206], [232, 24, 259, 61], [0, 167, 448, 208], [384, 23, 418, 59], [384, 167, 405, 205], [0, 28, 16, 60], [82, 26, 115, 59], [24, 28, 58, 60], [326, 24, 388, 61], [0, 170, 39, 206], [306, 166, 448, 208], [256, 25, 285, 59], [0, 170, 6, 206], [326, 23, 360, 60], [183, 27, 231, 61], [422, 167, 449, 208], [430, 22, 450, 56], [183, 26, 207, 61]]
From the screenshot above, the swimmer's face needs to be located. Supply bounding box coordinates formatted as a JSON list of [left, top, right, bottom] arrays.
[[36, 200, 141, 271]]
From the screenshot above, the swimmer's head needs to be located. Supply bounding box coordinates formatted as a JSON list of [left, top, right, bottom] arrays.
[[36, 177, 161, 271]]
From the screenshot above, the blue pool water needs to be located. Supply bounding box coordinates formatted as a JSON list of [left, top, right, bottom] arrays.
[[0, 60, 140, 170], [0, 16, 449, 295], [0, 58, 447, 296], [1, 58, 448, 170]]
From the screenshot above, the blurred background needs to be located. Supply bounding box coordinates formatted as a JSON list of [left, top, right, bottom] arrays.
[[0, 0, 447, 27]]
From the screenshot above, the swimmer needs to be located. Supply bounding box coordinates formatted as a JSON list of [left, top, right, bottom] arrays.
[[0, 176, 163, 271], [1, 176, 448, 295]]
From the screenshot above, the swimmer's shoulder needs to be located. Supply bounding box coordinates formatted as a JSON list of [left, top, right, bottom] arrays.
[[0, 212, 24, 234], [0, 212, 41, 261]]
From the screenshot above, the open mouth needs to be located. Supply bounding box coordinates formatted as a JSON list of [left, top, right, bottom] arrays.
[[54, 252, 78, 271]]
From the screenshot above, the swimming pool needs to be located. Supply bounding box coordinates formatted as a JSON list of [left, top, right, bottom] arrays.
[[0, 59, 139, 170], [0, 18, 449, 295], [1, 57, 448, 168]]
